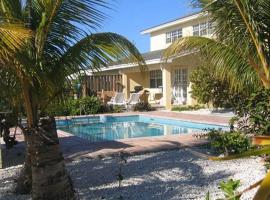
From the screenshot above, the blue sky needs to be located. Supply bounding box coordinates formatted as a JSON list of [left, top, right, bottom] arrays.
[[101, 0, 199, 53]]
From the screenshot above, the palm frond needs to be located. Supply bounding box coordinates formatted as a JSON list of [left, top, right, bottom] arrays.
[[164, 36, 259, 91], [0, 0, 22, 20], [35, 0, 109, 61], [46, 32, 145, 91], [0, 23, 31, 64], [210, 146, 270, 161], [254, 171, 270, 200], [192, 0, 270, 88]]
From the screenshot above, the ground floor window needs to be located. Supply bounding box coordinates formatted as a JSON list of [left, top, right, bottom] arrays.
[[150, 70, 162, 88]]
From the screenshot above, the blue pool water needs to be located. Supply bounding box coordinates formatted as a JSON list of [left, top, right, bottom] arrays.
[[57, 115, 227, 142]]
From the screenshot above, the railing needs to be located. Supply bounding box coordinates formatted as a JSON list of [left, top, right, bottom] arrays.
[[84, 75, 123, 95]]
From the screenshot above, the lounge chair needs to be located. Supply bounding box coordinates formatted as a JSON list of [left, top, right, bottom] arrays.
[[125, 93, 141, 109], [107, 92, 126, 106], [127, 93, 141, 105]]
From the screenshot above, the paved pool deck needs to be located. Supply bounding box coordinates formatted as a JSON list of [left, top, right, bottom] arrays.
[[1, 111, 230, 167], [57, 111, 230, 161]]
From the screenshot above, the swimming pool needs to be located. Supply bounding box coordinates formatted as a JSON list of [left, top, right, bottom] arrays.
[[57, 115, 227, 142]]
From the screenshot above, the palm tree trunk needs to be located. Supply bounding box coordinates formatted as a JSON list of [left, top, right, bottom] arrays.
[[31, 117, 75, 200], [15, 131, 32, 194], [15, 79, 35, 194], [18, 79, 75, 199]]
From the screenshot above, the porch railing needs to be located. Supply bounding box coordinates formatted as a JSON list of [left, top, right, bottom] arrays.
[[83, 75, 123, 95]]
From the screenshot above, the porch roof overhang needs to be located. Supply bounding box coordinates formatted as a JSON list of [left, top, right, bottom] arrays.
[[85, 49, 197, 75]]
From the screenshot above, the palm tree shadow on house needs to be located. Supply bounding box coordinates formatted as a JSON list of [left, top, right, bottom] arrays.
[[66, 149, 233, 200]]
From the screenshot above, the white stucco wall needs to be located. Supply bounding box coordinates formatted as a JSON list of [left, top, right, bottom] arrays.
[[149, 16, 211, 51]]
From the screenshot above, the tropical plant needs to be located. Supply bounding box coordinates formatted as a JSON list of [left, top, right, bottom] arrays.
[[165, 0, 270, 198], [171, 104, 204, 112], [133, 102, 154, 112], [189, 64, 249, 109], [235, 89, 270, 135], [219, 179, 241, 200], [0, 1, 144, 199], [205, 129, 250, 155], [206, 179, 241, 200], [80, 96, 101, 115]]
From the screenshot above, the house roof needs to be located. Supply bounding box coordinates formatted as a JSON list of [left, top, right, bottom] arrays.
[[141, 11, 206, 34], [142, 49, 164, 61]]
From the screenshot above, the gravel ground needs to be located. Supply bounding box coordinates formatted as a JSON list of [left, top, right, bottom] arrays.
[[0, 149, 266, 200]]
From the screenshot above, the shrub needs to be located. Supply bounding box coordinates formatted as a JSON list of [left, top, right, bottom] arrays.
[[189, 64, 247, 109], [80, 96, 101, 115], [45, 99, 79, 116], [133, 102, 154, 112], [171, 105, 204, 112], [235, 89, 270, 135], [206, 179, 241, 200], [205, 129, 250, 155], [66, 99, 80, 116], [113, 105, 123, 113], [45, 96, 102, 116]]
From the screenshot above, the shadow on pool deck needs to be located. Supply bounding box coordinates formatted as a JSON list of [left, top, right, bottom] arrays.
[[58, 131, 206, 161], [1, 128, 206, 168]]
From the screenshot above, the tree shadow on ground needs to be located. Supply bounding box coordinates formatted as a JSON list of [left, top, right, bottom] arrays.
[[59, 135, 134, 160], [67, 149, 233, 200], [2, 141, 25, 168]]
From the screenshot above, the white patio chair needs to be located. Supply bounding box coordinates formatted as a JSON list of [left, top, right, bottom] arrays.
[[126, 93, 141, 106], [107, 93, 126, 106]]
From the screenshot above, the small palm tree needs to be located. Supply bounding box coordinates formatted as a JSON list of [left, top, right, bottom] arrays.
[[165, 0, 270, 199], [0, 1, 144, 199]]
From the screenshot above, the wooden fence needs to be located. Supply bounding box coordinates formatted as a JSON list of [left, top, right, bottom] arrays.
[[83, 75, 123, 95]]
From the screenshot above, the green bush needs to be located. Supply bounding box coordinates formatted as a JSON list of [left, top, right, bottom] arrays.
[[45, 99, 79, 116], [80, 96, 101, 115], [113, 105, 123, 113], [205, 129, 250, 155], [235, 89, 270, 135], [45, 96, 102, 116], [206, 179, 241, 200], [189, 64, 247, 109], [133, 102, 154, 112], [172, 105, 204, 112]]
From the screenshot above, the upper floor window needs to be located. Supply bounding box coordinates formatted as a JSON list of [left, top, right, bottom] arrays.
[[193, 24, 200, 36], [193, 22, 213, 36], [200, 22, 208, 35], [208, 22, 214, 34], [166, 29, 182, 44]]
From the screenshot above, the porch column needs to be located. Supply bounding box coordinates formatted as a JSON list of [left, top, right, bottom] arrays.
[[122, 73, 130, 99], [82, 79, 87, 97], [162, 65, 172, 110]]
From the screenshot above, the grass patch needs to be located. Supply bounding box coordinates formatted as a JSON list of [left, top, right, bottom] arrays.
[[171, 105, 205, 112]]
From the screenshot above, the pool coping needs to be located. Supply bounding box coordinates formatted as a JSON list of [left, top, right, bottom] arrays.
[[55, 111, 229, 127], [56, 111, 230, 160]]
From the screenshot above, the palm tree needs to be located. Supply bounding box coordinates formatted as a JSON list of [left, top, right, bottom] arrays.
[[165, 0, 270, 199], [0, 1, 144, 199], [165, 0, 270, 91]]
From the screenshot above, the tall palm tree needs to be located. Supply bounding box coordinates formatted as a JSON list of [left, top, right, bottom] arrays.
[[165, 0, 270, 199], [0, 1, 144, 199]]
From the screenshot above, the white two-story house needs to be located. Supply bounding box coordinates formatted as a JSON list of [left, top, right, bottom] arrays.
[[84, 11, 214, 109]]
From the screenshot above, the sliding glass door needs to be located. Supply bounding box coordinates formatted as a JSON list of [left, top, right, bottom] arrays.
[[173, 68, 188, 104]]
